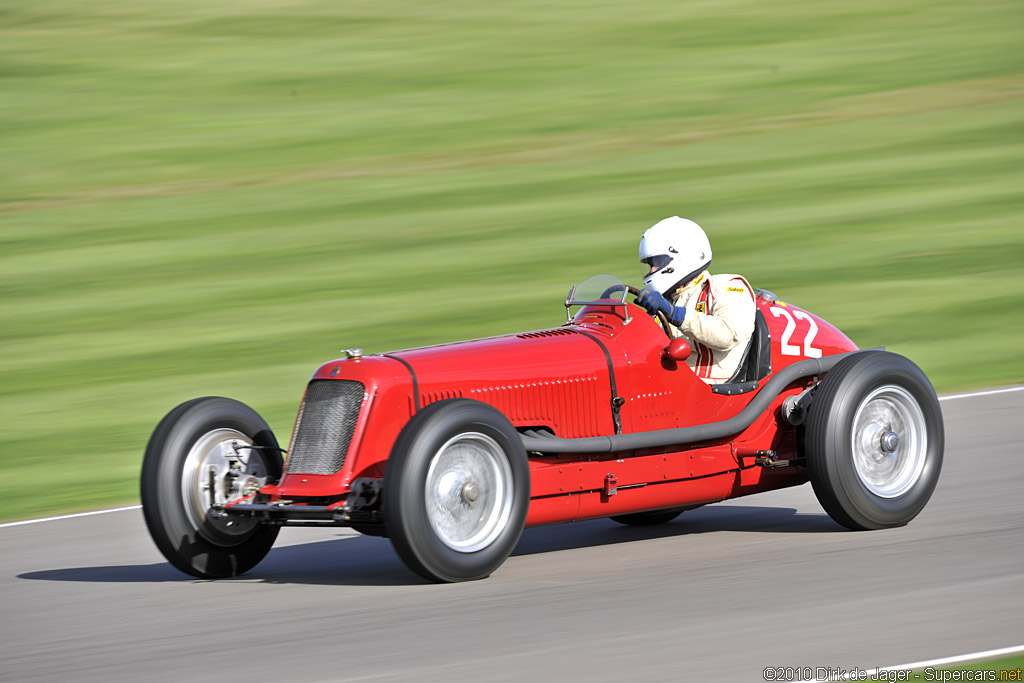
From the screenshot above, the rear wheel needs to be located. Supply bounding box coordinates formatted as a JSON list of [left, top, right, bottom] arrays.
[[805, 352, 943, 530], [384, 399, 530, 582], [141, 397, 283, 578]]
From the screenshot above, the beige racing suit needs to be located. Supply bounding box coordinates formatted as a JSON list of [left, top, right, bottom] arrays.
[[668, 271, 757, 384]]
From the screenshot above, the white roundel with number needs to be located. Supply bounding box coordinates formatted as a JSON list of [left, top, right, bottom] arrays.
[[770, 307, 822, 358]]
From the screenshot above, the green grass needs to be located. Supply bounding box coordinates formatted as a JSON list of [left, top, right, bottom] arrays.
[[891, 652, 1024, 680], [816, 652, 1024, 680], [1, 0, 1022, 521], [945, 652, 1024, 676]]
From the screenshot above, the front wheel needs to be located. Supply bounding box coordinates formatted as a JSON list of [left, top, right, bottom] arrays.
[[384, 399, 530, 582], [805, 351, 943, 530], [141, 397, 283, 578]]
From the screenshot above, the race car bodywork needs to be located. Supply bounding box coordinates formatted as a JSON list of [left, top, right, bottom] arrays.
[[141, 275, 944, 582]]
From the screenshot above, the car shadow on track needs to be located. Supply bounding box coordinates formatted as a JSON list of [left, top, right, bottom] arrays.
[[513, 504, 840, 557], [16, 534, 420, 587], [17, 505, 839, 587]]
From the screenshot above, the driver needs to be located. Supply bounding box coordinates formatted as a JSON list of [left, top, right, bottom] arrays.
[[635, 216, 756, 384]]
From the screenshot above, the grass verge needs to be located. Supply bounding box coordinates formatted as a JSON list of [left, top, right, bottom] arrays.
[[1, 0, 1022, 520]]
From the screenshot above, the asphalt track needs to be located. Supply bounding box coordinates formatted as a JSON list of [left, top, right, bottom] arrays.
[[2, 388, 1022, 683]]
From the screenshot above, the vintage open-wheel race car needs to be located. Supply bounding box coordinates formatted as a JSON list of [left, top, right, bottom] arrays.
[[141, 274, 944, 582]]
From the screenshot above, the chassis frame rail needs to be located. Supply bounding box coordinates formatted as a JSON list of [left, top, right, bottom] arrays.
[[213, 503, 380, 527]]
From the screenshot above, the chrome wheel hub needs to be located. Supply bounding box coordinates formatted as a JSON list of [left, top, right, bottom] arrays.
[[880, 431, 900, 452], [425, 432, 513, 552], [851, 385, 927, 498], [181, 429, 271, 538]]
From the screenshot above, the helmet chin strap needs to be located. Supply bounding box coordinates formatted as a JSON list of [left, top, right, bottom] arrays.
[[665, 261, 711, 295]]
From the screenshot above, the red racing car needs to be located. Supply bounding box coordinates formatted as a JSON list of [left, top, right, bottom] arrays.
[[141, 274, 944, 582]]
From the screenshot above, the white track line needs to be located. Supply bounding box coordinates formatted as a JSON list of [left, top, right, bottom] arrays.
[[3, 385, 1021, 529], [939, 385, 1024, 402], [795, 643, 1024, 682], [0, 504, 141, 528]]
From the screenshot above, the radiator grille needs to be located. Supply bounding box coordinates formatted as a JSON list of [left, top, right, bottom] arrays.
[[286, 380, 365, 475]]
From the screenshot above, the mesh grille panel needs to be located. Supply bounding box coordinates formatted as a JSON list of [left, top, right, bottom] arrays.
[[286, 380, 365, 475]]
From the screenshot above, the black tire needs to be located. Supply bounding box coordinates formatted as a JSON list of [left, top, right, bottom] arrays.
[[805, 351, 943, 530], [141, 397, 283, 578], [384, 399, 530, 582], [610, 506, 692, 527]]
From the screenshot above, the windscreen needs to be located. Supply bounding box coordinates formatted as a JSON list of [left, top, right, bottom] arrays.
[[567, 274, 628, 304]]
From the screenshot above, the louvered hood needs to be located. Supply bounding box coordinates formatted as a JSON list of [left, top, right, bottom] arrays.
[[390, 327, 619, 439]]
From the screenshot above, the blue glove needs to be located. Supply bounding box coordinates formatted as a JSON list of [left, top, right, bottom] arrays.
[[636, 287, 686, 326]]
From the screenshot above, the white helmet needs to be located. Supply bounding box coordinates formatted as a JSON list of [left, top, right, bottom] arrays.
[[639, 216, 713, 294]]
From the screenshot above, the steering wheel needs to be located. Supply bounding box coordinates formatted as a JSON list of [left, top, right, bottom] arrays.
[[597, 284, 673, 337]]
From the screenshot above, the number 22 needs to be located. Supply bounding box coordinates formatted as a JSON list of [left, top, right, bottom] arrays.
[[769, 307, 821, 358]]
